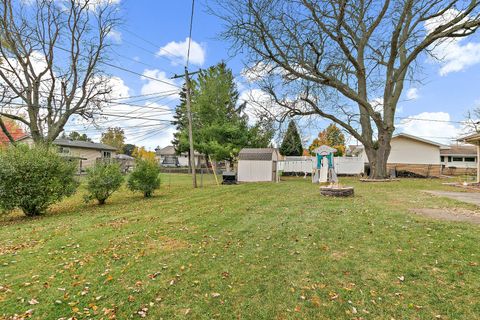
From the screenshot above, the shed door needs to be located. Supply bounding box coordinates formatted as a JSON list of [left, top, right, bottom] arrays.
[[272, 161, 277, 182]]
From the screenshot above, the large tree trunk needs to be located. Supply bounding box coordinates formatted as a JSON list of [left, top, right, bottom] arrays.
[[364, 131, 392, 179]]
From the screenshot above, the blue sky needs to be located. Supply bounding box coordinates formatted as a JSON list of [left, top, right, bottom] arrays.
[[68, 0, 480, 150]]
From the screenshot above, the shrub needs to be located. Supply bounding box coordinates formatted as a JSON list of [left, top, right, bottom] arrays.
[[0, 144, 78, 216], [84, 162, 124, 205], [127, 159, 161, 197]]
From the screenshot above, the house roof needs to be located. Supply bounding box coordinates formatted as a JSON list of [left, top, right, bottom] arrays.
[[114, 154, 135, 160], [0, 121, 28, 145], [461, 132, 480, 144], [238, 148, 279, 161], [440, 145, 477, 156], [392, 133, 446, 148], [156, 145, 176, 155], [155, 145, 201, 156], [53, 139, 117, 151]]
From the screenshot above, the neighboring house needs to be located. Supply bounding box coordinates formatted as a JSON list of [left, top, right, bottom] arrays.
[[350, 133, 446, 177], [53, 139, 117, 172], [1, 126, 117, 172], [113, 154, 136, 172], [154, 145, 202, 167], [460, 132, 480, 182], [237, 148, 281, 182], [0, 122, 30, 147], [440, 145, 477, 175]]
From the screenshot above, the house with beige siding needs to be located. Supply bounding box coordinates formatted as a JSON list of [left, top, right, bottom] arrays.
[[154, 145, 203, 167], [52, 139, 117, 172], [386, 133, 445, 177], [350, 133, 447, 177], [8, 136, 117, 173]]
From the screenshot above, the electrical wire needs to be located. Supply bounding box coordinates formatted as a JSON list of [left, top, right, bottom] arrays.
[[186, 0, 195, 69]]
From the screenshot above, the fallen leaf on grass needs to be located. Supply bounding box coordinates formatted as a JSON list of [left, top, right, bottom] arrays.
[[137, 307, 148, 318], [148, 272, 161, 279], [329, 292, 339, 300], [211, 292, 221, 298], [310, 296, 321, 307], [28, 298, 39, 305]]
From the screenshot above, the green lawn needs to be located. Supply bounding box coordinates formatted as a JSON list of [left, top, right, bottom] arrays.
[[0, 175, 479, 319]]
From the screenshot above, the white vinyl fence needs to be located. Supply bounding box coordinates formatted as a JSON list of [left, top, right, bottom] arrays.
[[279, 156, 364, 175]]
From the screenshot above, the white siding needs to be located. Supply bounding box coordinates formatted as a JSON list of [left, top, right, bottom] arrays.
[[279, 156, 364, 175], [238, 160, 273, 182], [334, 157, 364, 174], [388, 136, 440, 164], [178, 154, 189, 166]]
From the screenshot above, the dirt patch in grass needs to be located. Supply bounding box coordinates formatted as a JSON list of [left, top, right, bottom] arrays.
[[411, 208, 480, 224], [148, 236, 190, 252]]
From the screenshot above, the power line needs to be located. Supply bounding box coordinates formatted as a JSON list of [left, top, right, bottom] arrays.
[[119, 26, 179, 60], [1, 29, 181, 89], [395, 116, 466, 124], [186, 0, 196, 69], [1, 101, 171, 122]]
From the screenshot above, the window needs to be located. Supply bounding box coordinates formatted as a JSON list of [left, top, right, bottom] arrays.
[[448, 156, 452, 162], [103, 151, 111, 158], [440, 156, 445, 162], [464, 157, 476, 162], [58, 147, 70, 154], [452, 157, 463, 162]]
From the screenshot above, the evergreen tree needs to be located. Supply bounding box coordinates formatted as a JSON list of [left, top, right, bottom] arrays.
[[280, 120, 303, 156], [193, 62, 250, 161], [122, 143, 136, 156], [171, 85, 191, 155], [171, 62, 277, 161], [247, 115, 275, 148]]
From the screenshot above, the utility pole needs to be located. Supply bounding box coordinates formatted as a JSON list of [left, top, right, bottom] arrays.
[[172, 68, 201, 188]]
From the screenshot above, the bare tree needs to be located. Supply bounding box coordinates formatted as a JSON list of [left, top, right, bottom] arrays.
[[0, 0, 119, 144], [465, 109, 480, 133], [214, 0, 480, 178]]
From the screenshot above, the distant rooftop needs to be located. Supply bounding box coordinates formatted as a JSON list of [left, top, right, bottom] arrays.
[[155, 145, 201, 156], [441, 145, 476, 156], [238, 148, 279, 161], [53, 139, 117, 151]]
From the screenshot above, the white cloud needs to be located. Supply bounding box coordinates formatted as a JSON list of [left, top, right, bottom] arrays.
[[406, 88, 419, 100], [107, 29, 122, 44], [435, 40, 480, 76], [370, 97, 384, 113], [65, 76, 175, 150], [238, 89, 275, 124], [425, 9, 480, 75], [241, 62, 276, 83], [140, 69, 180, 99], [157, 38, 206, 66], [396, 112, 463, 144]]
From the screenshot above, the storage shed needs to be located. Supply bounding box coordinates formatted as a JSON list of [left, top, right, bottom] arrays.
[[237, 148, 281, 182]]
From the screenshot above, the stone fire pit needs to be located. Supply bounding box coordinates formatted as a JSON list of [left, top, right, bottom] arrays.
[[320, 185, 354, 197]]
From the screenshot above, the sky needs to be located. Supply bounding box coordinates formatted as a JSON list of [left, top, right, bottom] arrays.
[[61, 0, 480, 150]]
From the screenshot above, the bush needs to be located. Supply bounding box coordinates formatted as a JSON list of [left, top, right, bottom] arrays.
[[0, 144, 78, 216], [84, 162, 124, 205], [127, 159, 161, 197]]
